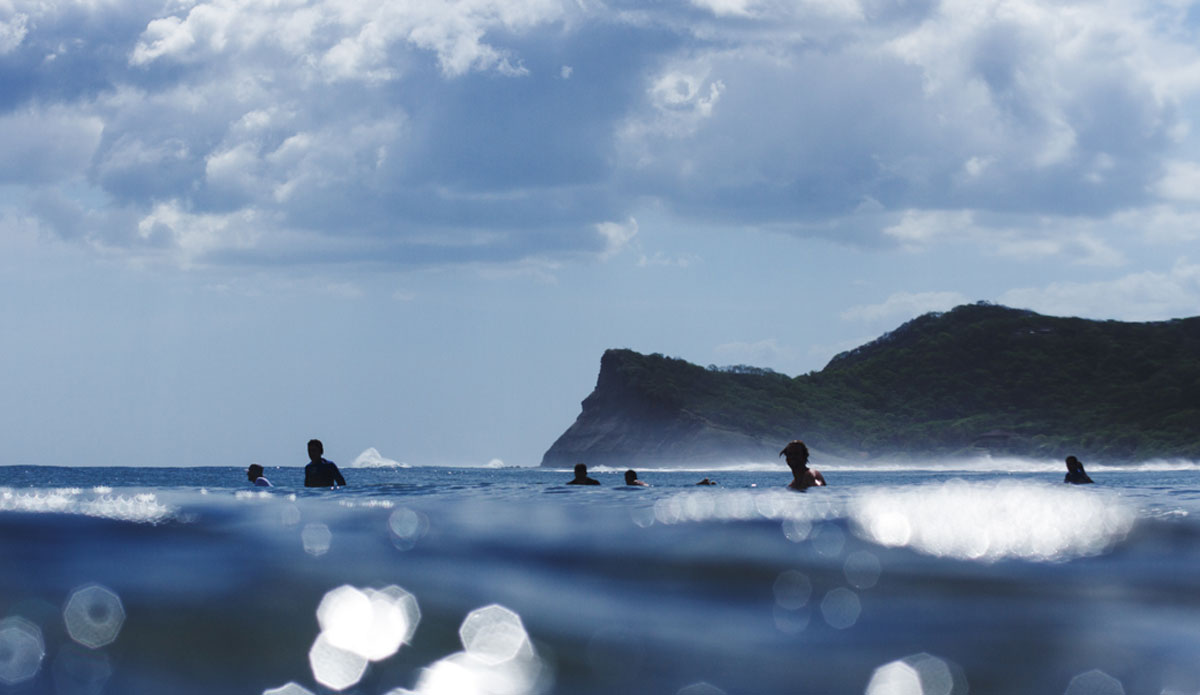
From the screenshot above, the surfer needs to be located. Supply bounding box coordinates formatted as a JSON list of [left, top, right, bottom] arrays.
[[304, 439, 347, 488], [781, 440, 825, 491], [624, 469, 649, 487], [1064, 455, 1094, 484], [695, 478, 716, 486], [246, 464, 272, 487], [567, 463, 600, 485]]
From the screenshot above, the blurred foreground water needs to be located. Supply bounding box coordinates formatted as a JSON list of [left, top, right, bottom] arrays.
[[1, 464, 1199, 695]]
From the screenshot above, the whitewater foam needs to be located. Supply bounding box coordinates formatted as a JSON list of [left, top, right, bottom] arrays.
[[848, 480, 1136, 562], [646, 480, 1136, 563], [0, 488, 173, 523]]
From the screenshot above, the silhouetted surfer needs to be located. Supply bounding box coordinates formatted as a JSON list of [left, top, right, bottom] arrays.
[[624, 469, 649, 487], [304, 439, 346, 488], [1064, 455, 1094, 484], [247, 464, 272, 487], [567, 463, 600, 485], [781, 440, 825, 490]]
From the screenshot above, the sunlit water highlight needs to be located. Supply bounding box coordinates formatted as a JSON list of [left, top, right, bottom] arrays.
[[0, 464, 1197, 694]]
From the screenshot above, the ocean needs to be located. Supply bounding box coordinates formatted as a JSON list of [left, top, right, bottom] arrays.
[[1, 461, 1199, 695]]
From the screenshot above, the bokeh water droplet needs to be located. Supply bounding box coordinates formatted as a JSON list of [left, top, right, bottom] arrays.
[[0, 616, 45, 686], [389, 508, 429, 550], [302, 522, 332, 556], [316, 585, 419, 662], [63, 584, 125, 649], [263, 683, 315, 695], [844, 550, 882, 589], [459, 605, 531, 666], [820, 588, 861, 629], [1065, 669, 1125, 695], [309, 632, 368, 691], [772, 570, 812, 610]]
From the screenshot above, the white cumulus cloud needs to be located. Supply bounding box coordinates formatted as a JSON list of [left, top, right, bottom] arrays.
[[999, 261, 1200, 321]]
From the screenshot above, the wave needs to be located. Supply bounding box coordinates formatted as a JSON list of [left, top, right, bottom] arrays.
[[351, 448, 411, 469], [647, 480, 1137, 563], [0, 487, 174, 523]]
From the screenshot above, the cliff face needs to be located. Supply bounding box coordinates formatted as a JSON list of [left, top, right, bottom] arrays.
[[540, 350, 781, 468], [541, 303, 1200, 467]]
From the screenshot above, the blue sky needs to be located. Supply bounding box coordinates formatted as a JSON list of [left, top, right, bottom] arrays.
[[2, 0, 1200, 467]]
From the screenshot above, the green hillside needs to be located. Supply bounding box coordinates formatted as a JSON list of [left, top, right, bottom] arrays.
[[544, 303, 1200, 465]]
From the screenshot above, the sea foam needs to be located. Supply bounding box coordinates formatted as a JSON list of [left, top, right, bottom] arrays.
[[0, 488, 173, 523], [848, 480, 1135, 562]]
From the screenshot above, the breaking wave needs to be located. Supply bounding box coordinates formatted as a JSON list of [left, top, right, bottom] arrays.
[[0, 487, 174, 523]]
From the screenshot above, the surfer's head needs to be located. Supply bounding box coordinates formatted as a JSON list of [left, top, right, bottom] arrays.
[[574, 463, 587, 478], [308, 439, 324, 462], [780, 440, 809, 471], [1065, 455, 1081, 472], [247, 464, 264, 482], [625, 469, 638, 485]]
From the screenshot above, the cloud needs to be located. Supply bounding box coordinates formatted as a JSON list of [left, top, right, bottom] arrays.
[[134, 200, 266, 265], [880, 208, 1126, 265], [999, 261, 1200, 321], [0, 12, 28, 54], [596, 217, 638, 260], [0, 105, 103, 184], [1, 0, 1199, 271], [127, 0, 562, 78], [841, 291, 971, 323], [1154, 160, 1200, 203]]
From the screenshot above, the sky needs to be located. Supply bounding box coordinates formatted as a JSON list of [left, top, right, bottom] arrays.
[[2, 0, 1200, 468]]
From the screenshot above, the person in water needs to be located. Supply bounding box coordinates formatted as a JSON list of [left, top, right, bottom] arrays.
[[781, 439, 825, 490], [695, 478, 716, 486], [246, 464, 272, 487], [1064, 455, 1094, 484], [624, 469, 649, 487], [304, 439, 346, 488], [567, 463, 600, 485]]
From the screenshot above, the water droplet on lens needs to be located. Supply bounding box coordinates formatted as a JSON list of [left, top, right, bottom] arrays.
[[811, 522, 846, 557], [459, 605, 531, 666], [316, 585, 419, 662], [782, 518, 812, 542], [866, 660, 922, 695], [263, 682, 315, 695], [302, 523, 332, 556], [309, 632, 368, 690], [772, 605, 810, 634], [866, 653, 965, 695], [0, 617, 45, 686], [1065, 669, 1125, 695], [388, 508, 428, 550], [772, 570, 812, 609], [844, 551, 882, 589], [819, 588, 861, 630], [63, 585, 125, 649]]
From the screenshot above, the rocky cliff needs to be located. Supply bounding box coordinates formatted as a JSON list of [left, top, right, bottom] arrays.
[[541, 303, 1200, 467]]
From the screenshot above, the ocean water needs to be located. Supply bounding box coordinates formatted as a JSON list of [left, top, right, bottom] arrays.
[[1, 462, 1199, 695]]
